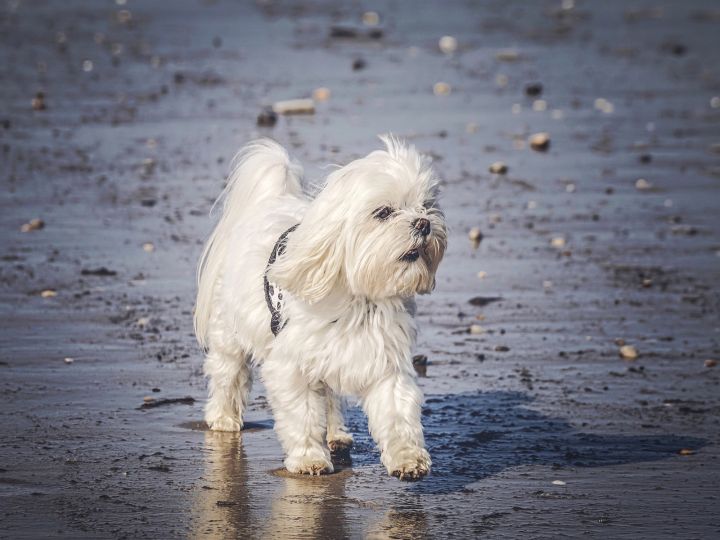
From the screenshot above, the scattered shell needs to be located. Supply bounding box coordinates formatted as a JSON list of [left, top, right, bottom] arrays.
[[594, 98, 614, 114], [529, 132, 551, 151], [468, 227, 483, 242], [488, 162, 508, 174], [705, 359, 718, 368], [136, 317, 150, 327], [469, 324, 485, 335], [40, 289, 57, 298], [495, 74, 508, 88], [142, 242, 155, 252], [543, 280, 553, 289], [678, 448, 695, 456], [143, 396, 156, 403], [433, 82, 451, 96], [619, 345, 638, 360], [82, 59, 94, 72], [438, 35, 457, 54], [635, 178, 652, 190], [477, 271, 487, 279], [552, 480, 567, 486], [495, 48, 521, 62], [565, 183, 576, 193], [63, 357, 74, 364], [20, 218, 45, 232], [550, 237, 566, 249], [257, 108, 278, 127], [362, 11, 379, 26], [312, 87, 331, 102], [31, 92, 46, 111], [272, 99, 315, 115], [532, 99, 547, 112]]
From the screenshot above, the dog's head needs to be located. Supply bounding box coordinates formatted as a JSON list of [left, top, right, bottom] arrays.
[[269, 135, 447, 303]]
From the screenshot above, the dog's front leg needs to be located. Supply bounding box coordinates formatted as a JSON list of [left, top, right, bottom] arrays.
[[262, 360, 333, 475], [362, 372, 431, 481]]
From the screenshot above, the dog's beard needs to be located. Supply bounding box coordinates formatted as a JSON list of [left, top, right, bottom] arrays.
[[348, 217, 447, 300]]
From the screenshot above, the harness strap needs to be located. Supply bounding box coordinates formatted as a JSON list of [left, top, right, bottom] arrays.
[[264, 224, 299, 336]]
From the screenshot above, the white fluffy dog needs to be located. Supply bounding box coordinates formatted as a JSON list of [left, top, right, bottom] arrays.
[[194, 136, 447, 480]]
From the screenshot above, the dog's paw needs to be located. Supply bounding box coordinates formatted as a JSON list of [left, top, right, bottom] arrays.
[[386, 448, 431, 481], [206, 415, 242, 432], [327, 432, 354, 453], [285, 453, 334, 476]]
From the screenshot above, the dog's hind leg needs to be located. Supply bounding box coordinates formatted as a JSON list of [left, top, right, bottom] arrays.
[[262, 360, 333, 475], [325, 386, 354, 453], [204, 349, 252, 432]]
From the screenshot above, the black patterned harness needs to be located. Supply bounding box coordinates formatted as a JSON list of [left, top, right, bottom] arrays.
[[264, 224, 298, 336]]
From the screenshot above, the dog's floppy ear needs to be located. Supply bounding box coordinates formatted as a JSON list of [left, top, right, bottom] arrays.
[[268, 207, 345, 305]]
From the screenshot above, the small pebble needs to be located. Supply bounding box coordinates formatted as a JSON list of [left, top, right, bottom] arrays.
[[552, 480, 566, 486], [495, 48, 520, 62], [256, 108, 278, 127], [352, 58, 366, 71], [143, 242, 155, 252], [468, 227, 483, 243], [136, 317, 150, 326], [488, 162, 508, 174], [619, 345, 638, 360], [433, 82, 451, 96], [529, 132, 551, 151], [711, 96, 720, 109], [525, 82, 543, 97], [705, 359, 718, 368], [31, 92, 46, 111], [550, 237, 566, 249], [63, 357, 74, 364], [678, 448, 695, 456], [21, 218, 45, 232], [495, 74, 508, 88], [532, 99, 547, 112], [470, 324, 484, 335], [312, 87, 331, 102], [362, 11, 379, 26], [477, 271, 487, 279], [494, 345, 510, 352], [143, 396, 155, 403], [635, 178, 652, 190], [438, 35, 457, 54], [40, 289, 57, 298], [272, 99, 315, 115]]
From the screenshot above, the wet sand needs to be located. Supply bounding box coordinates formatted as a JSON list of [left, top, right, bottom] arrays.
[[1, 0, 719, 538]]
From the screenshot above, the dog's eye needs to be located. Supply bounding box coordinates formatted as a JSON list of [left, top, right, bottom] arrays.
[[373, 206, 394, 220]]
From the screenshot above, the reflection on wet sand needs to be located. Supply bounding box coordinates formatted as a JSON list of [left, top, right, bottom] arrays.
[[366, 507, 429, 540], [263, 469, 349, 539], [190, 431, 252, 539], [191, 430, 354, 539], [190, 429, 431, 539]]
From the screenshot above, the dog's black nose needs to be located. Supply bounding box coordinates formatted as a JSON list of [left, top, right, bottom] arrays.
[[413, 218, 431, 236]]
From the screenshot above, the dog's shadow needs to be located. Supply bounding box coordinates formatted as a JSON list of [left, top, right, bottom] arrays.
[[345, 390, 704, 494]]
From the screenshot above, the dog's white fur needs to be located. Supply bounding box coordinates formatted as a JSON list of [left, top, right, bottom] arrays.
[[194, 136, 447, 480]]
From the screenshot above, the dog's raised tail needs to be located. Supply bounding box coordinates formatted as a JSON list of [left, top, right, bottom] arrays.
[[194, 138, 303, 348]]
